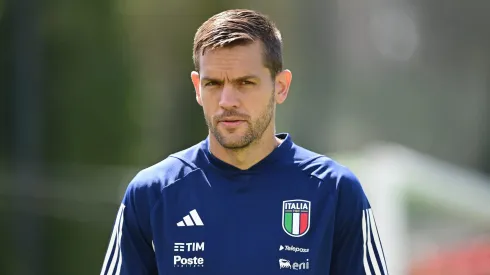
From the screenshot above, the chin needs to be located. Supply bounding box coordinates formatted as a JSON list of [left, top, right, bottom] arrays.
[[215, 132, 254, 150], [224, 141, 250, 149], [221, 141, 252, 150], [219, 136, 247, 148]]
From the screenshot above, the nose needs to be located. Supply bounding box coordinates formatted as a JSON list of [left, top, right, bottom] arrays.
[[219, 84, 240, 109]]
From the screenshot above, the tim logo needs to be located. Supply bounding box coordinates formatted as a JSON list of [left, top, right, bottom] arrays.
[[173, 242, 205, 252]]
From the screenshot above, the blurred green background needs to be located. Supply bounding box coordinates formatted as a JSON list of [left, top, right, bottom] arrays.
[[1, 0, 490, 274]]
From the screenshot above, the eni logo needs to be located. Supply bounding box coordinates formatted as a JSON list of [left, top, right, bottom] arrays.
[[279, 259, 291, 269]]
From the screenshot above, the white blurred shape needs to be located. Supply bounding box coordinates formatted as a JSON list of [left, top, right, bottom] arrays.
[[369, 8, 419, 62]]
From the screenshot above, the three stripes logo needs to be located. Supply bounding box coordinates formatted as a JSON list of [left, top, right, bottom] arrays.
[[177, 209, 204, 227]]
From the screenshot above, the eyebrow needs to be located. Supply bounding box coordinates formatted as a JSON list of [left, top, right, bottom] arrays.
[[201, 75, 260, 84]]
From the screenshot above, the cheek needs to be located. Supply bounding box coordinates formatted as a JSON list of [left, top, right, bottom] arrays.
[[201, 89, 223, 105], [247, 92, 272, 112], [200, 95, 218, 115]]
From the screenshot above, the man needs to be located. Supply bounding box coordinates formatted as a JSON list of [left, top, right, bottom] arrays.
[[100, 9, 389, 275]]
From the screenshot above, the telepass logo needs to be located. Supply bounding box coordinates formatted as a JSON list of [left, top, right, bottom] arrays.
[[282, 199, 311, 237]]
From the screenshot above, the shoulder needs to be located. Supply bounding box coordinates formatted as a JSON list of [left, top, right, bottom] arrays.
[[291, 143, 363, 193], [124, 142, 204, 202], [291, 143, 369, 213]]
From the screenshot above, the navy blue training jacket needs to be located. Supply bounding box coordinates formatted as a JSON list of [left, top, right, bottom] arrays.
[[100, 133, 389, 275]]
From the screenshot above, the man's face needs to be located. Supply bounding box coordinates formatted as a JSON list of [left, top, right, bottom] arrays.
[[191, 41, 289, 150]]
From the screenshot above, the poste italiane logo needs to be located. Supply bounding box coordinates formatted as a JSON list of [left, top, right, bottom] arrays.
[[282, 199, 311, 237]]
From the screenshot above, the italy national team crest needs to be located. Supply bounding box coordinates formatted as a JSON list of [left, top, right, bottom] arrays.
[[282, 199, 311, 237]]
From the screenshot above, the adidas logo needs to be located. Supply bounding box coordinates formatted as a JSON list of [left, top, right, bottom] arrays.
[[177, 209, 204, 227]]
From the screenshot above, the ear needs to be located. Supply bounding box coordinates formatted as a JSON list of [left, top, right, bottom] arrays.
[[191, 71, 202, 106], [274, 69, 292, 104]]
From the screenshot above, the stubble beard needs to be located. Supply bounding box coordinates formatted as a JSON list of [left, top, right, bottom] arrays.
[[205, 91, 275, 151]]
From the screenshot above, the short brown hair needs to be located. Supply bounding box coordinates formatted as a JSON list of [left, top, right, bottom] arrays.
[[193, 9, 283, 78]]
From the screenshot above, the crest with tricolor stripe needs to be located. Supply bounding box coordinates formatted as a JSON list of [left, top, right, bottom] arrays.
[[282, 199, 311, 237]]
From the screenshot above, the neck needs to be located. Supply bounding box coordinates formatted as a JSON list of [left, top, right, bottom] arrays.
[[208, 128, 281, 170]]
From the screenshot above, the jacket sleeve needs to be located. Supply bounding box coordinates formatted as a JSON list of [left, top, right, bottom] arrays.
[[100, 181, 158, 275], [329, 172, 389, 275]]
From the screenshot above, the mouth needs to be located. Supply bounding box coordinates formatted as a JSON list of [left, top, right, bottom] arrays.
[[218, 118, 246, 127]]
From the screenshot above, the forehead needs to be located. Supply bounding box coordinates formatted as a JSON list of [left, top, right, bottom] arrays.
[[199, 41, 269, 78]]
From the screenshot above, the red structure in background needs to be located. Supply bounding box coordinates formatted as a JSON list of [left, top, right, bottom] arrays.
[[410, 240, 490, 275]]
